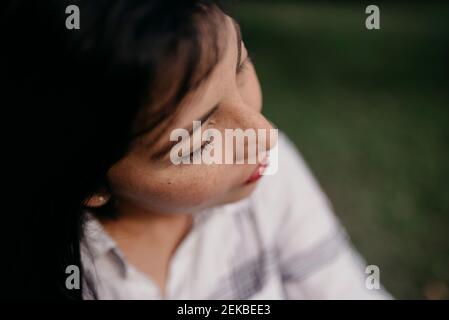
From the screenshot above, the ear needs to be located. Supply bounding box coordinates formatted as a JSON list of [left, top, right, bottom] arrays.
[[83, 192, 111, 208]]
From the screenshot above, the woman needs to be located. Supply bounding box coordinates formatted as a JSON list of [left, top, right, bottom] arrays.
[[2, 0, 390, 299]]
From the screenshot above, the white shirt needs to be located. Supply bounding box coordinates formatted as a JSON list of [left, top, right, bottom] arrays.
[[81, 133, 391, 300]]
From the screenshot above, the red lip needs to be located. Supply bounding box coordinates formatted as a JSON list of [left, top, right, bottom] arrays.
[[244, 157, 269, 185]]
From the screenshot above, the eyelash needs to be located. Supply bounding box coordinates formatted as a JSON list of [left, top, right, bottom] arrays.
[[183, 139, 214, 163]]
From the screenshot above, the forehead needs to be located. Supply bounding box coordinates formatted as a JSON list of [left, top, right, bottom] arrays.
[[179, 15, 240, 108], [133, 14, 241, 149]]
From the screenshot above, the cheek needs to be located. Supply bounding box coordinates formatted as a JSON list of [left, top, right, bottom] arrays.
[[161, 167, 223, 205], [107, 156, 244, 214]]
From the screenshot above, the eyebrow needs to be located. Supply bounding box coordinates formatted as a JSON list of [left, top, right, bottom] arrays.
[[231, 18, 242, 72], [150, 104, 219, 160]]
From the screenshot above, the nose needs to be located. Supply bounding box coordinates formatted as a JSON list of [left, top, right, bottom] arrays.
[[231, 107, 278, 164], [256, 114, 278, 155]]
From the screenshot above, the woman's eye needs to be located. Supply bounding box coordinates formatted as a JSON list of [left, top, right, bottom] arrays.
[[182, 139, 214, 163]]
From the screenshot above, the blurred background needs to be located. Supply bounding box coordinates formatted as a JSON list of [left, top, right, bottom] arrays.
[[232, 1, 449, 299]]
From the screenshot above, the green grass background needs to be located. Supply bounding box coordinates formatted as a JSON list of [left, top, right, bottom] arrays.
[[233, 1, 449, 299]]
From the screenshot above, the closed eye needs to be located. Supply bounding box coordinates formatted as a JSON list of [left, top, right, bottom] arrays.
[[183, 139, 214, 163]]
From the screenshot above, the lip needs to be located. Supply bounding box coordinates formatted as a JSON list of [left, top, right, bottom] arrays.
[[244, 156, 270, 185]]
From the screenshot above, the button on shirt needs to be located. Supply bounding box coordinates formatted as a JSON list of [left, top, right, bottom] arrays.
[[81, 133, 391, 300]]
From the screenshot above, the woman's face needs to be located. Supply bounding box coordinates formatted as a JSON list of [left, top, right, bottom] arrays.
[[105, 14, 276, 216]]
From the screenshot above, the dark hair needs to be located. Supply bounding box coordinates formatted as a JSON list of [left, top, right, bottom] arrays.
[[1, 0, 226, 299]]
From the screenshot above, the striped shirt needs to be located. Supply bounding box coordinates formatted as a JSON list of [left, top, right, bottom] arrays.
[[81, 133, 391, 299]]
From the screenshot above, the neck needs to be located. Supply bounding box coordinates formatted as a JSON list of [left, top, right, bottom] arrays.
[[97, 200, 193, 246], [95, 200, 193, 296]]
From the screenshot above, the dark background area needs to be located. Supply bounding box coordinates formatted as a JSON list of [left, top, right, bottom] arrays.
[[233, 1, 449, 299]]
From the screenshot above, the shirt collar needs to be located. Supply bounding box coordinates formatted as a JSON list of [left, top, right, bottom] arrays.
[[82, 211, 129, 277], [81, 198, 251, 279]]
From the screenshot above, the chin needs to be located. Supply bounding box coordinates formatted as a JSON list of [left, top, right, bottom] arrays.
[[219, 182, 259, 205]]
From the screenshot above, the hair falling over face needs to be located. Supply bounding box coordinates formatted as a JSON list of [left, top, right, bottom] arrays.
[[1, 0, 230, 299]]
